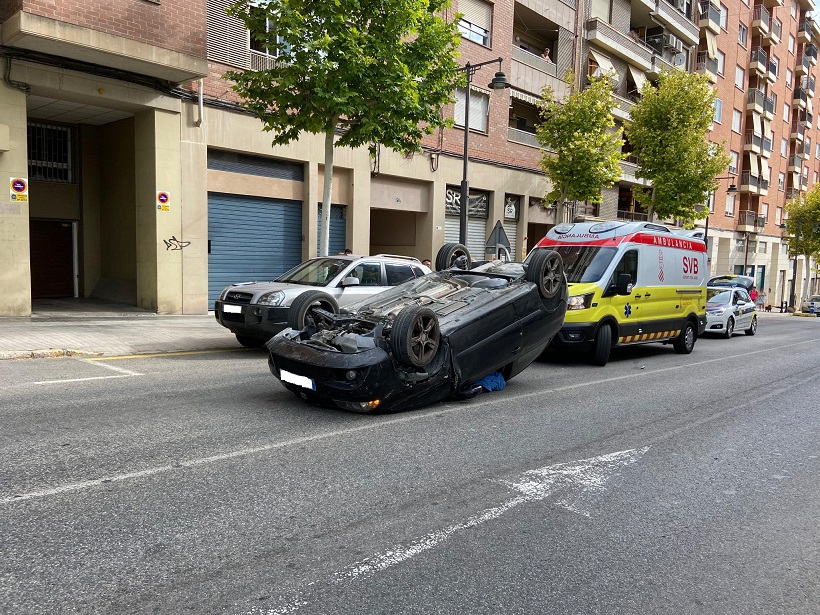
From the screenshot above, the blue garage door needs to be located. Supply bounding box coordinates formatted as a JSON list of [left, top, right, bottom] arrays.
[[208, 193, 302, 309], [317, 204, 347, 255]]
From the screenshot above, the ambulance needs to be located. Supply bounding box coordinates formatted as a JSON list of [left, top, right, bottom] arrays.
[[530, 220, 707, 366]]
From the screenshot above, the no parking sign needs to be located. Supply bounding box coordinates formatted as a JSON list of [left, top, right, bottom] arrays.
[[10, 177, 28, 202], [156, 191, 170, 211]]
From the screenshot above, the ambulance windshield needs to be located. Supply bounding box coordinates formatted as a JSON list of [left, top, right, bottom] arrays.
[[551, 246, 617, 283]]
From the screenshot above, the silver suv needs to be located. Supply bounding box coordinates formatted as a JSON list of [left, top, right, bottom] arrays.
[[214, 254, 431, 347]]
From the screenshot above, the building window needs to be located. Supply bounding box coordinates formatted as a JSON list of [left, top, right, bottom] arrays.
[[730, 150, 739, 173], [725, 192, 736, 216], [738, 22, 748, 46], [779, 172, 786, 190], [714, 98, 723, 122], [735, 65, 745, 89], [790, 0, 797, 18], [789, 34, 796, 54], [786, 68, 793, 88], [816, 142, 820, 158], [27, 122, 73, 183], [719, 4, 728, 29], [776, 206, 783, 225], [732, 109, 742, 132], [455, 87, 490, 132], [781, 137, 788, 156], [717, 49, 725, 74], [457, 0, 492, 47], [759, 241, 768, 253], [784, 103, 790, 122], [249, 7, 290, 57], [770, 55, 779, 76], [761, 203, 769, 220]]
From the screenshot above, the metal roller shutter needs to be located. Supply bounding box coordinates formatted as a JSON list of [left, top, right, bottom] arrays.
[[503, 221, 517, 261], [207, 193, 302, 309], [317, 204, 347, 255], [444, 216, 486, 261]]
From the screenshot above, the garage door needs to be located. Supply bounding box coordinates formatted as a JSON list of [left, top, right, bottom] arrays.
[[208, 193, 302, 309], [317, 204, 347, 255], [503, 221, 517, 260]]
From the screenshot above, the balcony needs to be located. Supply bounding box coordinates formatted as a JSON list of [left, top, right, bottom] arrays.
[[762, 135, 773, 157], [766, 58, 778, 83], [786, 187, 800, 200], [750, 47, 768, 75], [737, 209, 758, 233], [791, 120, 807, 141], [586, 18, 653, 71], [753, 5, 771, 36], [764, 93, 776, 119], [794, 87, 809, 109], [747, 88, 765, 113], [655, 0, 700, 46], [798, 20, 813, 44], [796, 54, 810, 76], [698, 2, 721, 34], [801, 109, 814, 128], [744, 131, 763, 153], [807, 44, 818, 66], [611, 93, 637, 121], [508, 127, 540, 149], [696, 50, 718, 82], [509, 46, 566, 99], [767, 18, 782, 44], [806, 76, 817, 97], [648, 53, 679, 78], [789, 154, 803, 171], [763, 0, 783, 7]]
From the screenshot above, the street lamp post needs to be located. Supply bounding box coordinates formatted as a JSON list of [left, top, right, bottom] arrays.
[[790, 218, 801, 309], [458, 57, 509, 245], [704, 176, 737, 242]]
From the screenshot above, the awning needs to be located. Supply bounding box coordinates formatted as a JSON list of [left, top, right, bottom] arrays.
[[628, 65, 647, 92], [589, 49, 615, 75], [705, 30, 718, 60], [752, 112, 762, 134], [749, 154, 760, 177], [809, 98, 814, 114], [510, 88, 540, 106], [760, 157, 770, 180]]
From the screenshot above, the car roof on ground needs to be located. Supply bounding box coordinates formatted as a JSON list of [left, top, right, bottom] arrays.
[[707, 275, 755, 289]]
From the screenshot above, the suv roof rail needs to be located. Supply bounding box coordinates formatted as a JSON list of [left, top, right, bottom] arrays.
[[373, 253, 422, 263]]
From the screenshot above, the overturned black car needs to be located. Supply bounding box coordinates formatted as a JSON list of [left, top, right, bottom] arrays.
[[266, 244, 568, 413]]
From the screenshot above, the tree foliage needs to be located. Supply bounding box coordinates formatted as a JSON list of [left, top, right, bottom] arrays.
[[535, 72, 624, 223], [225, 0, 462, 255], [626, 70, 731, 226], [784, 186, 820, 259]]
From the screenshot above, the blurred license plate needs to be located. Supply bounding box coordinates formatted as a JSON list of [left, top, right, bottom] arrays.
[[223, 304, 242, 313], [280, 369, 315, 390]]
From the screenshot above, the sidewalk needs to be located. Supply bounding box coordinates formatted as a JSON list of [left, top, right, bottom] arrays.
[[0, 299, 240, 360], [0, 298, 807, 361]]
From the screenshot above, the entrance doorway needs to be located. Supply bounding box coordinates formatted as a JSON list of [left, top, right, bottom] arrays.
[[30, 219, 76, 299]]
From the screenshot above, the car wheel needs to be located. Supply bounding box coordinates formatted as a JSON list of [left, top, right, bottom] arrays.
[[745, 314, 757, 336], [723, 317, 734, 339], [435, 243, 471, 271], [235, 334, 265, 348], [287, 291, 339, 331], [591, 324, 611, 366], [392, 305, 441, 368], [673, 320, 696, 354], [525, 249, 564, 299]]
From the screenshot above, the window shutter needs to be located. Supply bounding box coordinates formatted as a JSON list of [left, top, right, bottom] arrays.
[[207, 0, 251, 68], [459, 0, 492, 30]]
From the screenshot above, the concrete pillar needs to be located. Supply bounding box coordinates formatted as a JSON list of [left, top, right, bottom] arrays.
[[180, 100, 208, 314], [134, 108, 182, 313], [351, 164, 371, 255], [0, 78, 30, 316]]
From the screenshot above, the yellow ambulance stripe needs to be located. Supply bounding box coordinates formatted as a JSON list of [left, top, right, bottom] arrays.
[[618, 329, 680, 344]]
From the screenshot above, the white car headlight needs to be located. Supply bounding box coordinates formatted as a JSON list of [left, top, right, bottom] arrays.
[[257, 291, 285, 306], [709, 308, 725, 315]]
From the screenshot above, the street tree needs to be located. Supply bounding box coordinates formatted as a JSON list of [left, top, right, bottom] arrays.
[[626, 70, 730, 226], [536, 72, 624, 224], [785, 186, 820, 300], [225, 0, 462, 256]]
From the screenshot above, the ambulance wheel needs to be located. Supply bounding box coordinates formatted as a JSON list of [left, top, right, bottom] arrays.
[[723, 317, 734, 339], [591, 324, 612, 366], [526, 249, 564, 299], [673, 320, 696, 354], [745, 315, 757, 336], [435, 243, 471, 271]]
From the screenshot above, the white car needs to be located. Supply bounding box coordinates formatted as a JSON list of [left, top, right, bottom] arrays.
[[215, 254, 431, 347], [705, 287, 758, 338], [800, 294, 820, 315]]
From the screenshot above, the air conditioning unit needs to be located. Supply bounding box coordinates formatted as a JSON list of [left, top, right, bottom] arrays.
[[664, 34, 680, 49], [675, 0, 686, 10]]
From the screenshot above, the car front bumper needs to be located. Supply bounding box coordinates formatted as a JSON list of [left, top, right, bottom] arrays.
[[214, 301, 290, 340], [705, 313, 729, 332]]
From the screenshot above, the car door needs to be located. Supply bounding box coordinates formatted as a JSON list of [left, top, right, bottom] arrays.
[[735, 289, 754, 328], [336, 261, 385, 305], [606, 249, 644, 339]]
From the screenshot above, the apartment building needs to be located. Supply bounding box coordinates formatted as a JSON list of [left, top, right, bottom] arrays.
[[697, 0, 819, 306], [1, 0, 584, 316]]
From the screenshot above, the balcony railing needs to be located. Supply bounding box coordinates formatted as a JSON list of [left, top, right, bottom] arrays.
[[745, 131, 763, 149], [696, 50, 718, 77], [763, 136, 773, 154], [740, 209, 757, 228], [747, 88, 765, 108], [797, 54, 811, 74], [751, 46, 769, 73], [699, 2, 721, 31], [741, 171, 760, 188], [798, 20, 813, 41], [789, 154, 803, 169], [586, 18, 653, 70], [794, 87, 808, 105], [791, 120, 806, 140], [770, 18, 782, 42], [753, 5, 771, 32], [764, 93, 776, 116]]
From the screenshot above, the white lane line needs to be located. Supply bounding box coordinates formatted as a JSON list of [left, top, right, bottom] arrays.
[[33, 360, 143, 385], [7, 336, 817, 503], [255, 448, 650, 615]]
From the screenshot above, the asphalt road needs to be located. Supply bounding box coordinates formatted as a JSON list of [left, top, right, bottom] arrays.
[[1, 316, 819, 614]]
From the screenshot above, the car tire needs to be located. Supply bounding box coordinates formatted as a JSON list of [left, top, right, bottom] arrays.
[[392, 305, 441, 368], [235, 334, 265, 348], [435, 243, 471, 271], [723, 317, 734, 339], [287, 291, 339, 331], [591, 324, 611, 366], [525, 249, 564, 299], [673, 320, 696, 354], [745, 314, 757, 336]]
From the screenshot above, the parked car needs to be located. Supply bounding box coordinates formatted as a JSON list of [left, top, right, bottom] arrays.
[[707, 274, 755, 291], [704, 286, 758, 338], [801, 294, 820, 315], [266, 244, 568, 413], [215, 254, 431, 347]]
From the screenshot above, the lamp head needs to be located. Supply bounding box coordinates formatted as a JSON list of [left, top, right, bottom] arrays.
[[727, 183, 738, 193], [488, 71, 510, 93]]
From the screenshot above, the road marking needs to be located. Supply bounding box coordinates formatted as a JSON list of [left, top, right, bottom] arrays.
[[33, 360, 143, 385], [254, 447, 650, 615], [84, 348, 251, 361]]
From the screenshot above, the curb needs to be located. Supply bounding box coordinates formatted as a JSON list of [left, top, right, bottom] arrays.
[[0, 349, 102, 361]]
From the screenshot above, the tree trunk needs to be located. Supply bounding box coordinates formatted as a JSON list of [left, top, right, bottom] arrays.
[[556, 187, 568, 224], [319, 127, 335, 257]]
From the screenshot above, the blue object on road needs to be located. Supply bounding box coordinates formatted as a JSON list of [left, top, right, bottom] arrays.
[[476, 371, 506, 391]]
